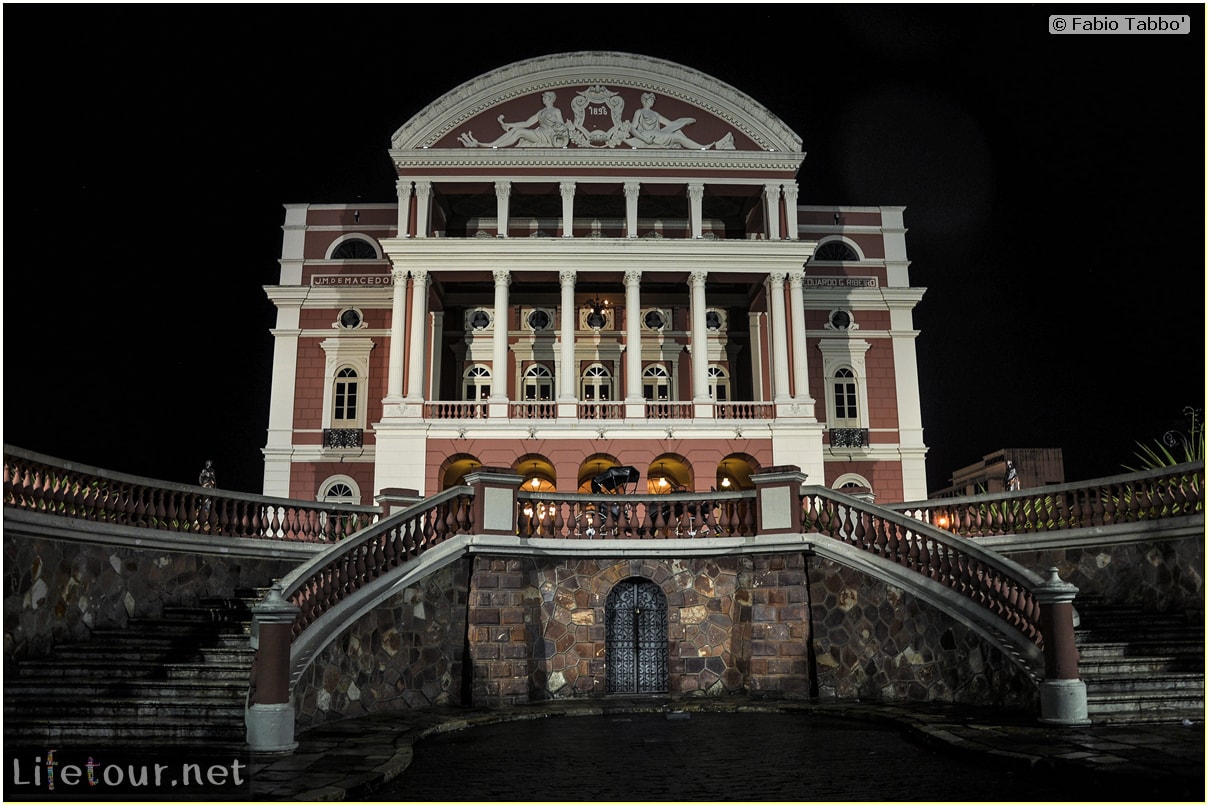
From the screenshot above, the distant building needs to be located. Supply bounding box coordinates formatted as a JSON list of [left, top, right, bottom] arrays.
[[931, 448, 1065, 498], [260, 51, 930, 505]]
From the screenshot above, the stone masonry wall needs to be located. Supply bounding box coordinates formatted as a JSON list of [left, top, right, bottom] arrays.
[[994, 535, 1203, 613], [3, 535, 289, 664], [295, 561, 469, 729], [461, 551, 812, 700], [807, 557, 1038, 711], [468, 555, 762, 704], [746, 553, 811, 696]]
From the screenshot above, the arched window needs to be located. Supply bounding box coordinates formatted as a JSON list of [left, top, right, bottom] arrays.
[[581, 364, 612, 401], [319, 476, 360, 504], [332, 367, 361, 427], [463, 365, 492, 401], [523, 364, 554, 401], [832, 367, 859, 426], [330, 238, 378, 260], [814, 240, 859, 262], [642, 364, 670, 401], [707, 365, 729, 402]]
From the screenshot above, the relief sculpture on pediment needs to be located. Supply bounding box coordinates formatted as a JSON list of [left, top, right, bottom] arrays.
[[458, 91, 571, 148], [457, 88, 734, 150]]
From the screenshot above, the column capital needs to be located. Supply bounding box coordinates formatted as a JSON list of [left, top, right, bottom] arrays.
[[787, 271, 804, 289], [395, 178, 412, 194], [623, 181, 641, 198], [411, 268, 430, 284], [495, 180, 512, 198], [391, 267, 407, 284], [688, 270, 708, 288], [414, 181, 432, 196], [686, 183, 705, 201], [782, 183, 799, 202], [559, 269, 577, 287], [624, 269, 642, 287], [559, 181, 576, 199], [493, 269, 512, 287], [768, 271, 787, 284]]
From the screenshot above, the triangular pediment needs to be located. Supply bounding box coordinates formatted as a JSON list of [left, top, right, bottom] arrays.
[[390, 52, 803, 164]]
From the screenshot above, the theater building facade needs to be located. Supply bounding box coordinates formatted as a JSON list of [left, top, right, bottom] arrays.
[[261, 52, 928, 506]]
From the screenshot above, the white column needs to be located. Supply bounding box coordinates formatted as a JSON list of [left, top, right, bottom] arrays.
[[767, 272, 791, 403], [764, 184, 782, 241], [428, 311, 444, 400], [495, 181, 511, 238], [624, 182, 640, 238], [395, 179, 412, 237], [688, 183, 704, 239], [558, 270, 577, 406], [262, 302, 301, 497], [385, 267, 407, 402], [490, 269, 511, 408], [783, 183, 799, 240], [888, 293, 929, 499], [414, 181, 432, 238], [787, 271, 815, 413], [559, 181, 575, 238], [689, 270, 710, 403], [405, 269, 429, 401], [748, 311, 767, 402], [624, 270, 643, 409]]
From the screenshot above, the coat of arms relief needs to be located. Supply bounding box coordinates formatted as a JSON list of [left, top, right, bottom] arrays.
[[458, 87, 736, 150]]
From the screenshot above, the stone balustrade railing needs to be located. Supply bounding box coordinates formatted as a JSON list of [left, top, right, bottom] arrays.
[[421, 400, 778, 421], [887, 461, 1205, 538], [515, 490, 754, 539], [2, 445, 380, 543], [278, 485, 476, 636], [800, 487, 1044, 646]]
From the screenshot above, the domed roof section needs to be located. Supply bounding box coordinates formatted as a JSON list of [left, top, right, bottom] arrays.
[[390, 52, 803, 166]]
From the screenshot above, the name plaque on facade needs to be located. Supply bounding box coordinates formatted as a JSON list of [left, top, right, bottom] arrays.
[[804, 276, 878, 289], [311, 274, 394, 287]]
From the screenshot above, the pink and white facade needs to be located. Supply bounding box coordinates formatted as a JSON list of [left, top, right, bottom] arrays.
[[261, 52, 928, 504]]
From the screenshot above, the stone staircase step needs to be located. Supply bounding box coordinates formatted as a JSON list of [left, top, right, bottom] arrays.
[[4, 678, 248, 700], [1083, 673, 1204, 694], [1078, 638, 1199, 657], [4, 698, 246, 720], [163, 661, 252, 681], [1078, 656, 1197, 675], [13, 658, 168, 678], [4, 715, 247, 745]]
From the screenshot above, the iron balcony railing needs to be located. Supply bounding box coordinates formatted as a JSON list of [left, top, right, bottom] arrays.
[[323, 428, 364, 448], [829, 428, 870, 448]]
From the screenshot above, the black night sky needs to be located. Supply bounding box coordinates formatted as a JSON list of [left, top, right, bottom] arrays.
[[6, 5, 1205, 496]]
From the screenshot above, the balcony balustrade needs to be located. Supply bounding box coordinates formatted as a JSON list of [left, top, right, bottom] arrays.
[[419, 400, 776, 421]]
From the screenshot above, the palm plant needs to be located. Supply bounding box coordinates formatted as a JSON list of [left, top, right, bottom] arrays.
[[1127, 407, 1204, 471]]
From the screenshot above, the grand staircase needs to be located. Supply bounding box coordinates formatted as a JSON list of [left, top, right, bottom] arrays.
[[3, 591, 259, 747], [1076, 598, 1205, 724]]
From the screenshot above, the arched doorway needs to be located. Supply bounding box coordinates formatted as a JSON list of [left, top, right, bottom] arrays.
[[605, 578, 669, 694]]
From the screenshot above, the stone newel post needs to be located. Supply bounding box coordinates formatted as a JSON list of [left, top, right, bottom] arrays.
[[246, 582, 301, 753], [1033, 567, 1091, 725], [465, 468, 523, 536], [750, 465, 808, 535]]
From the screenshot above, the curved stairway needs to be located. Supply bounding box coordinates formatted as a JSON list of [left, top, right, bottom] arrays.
[[3, 592, 258, 747], [1076, 598, 1205, 724]]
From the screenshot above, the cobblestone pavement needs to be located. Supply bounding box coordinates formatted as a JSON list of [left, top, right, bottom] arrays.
[[239, 697, 1204, 802]]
